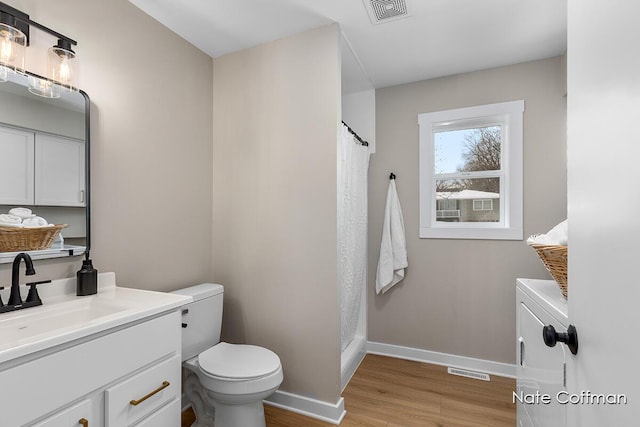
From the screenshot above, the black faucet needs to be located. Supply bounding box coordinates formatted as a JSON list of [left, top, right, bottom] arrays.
[[0, 253, 48, 313], [8, 252, 36, 306]]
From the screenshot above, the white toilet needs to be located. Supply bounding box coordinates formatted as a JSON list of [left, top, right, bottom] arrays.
[[172, 283, 283, 427]]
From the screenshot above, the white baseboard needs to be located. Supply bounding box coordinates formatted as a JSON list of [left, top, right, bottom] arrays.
[[264, 390, 346, 425], [367, 341, 516, 379]]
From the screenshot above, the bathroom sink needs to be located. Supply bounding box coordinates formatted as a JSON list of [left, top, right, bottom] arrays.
[[0, 298, 132, 344], [0, 272, 192, 364]]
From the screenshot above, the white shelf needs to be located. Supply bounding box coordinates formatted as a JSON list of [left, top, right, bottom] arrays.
[[0, 245, 86, 264]]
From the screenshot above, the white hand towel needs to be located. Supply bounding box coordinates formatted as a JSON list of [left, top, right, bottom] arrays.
[[23, 216, 50, 227], [527, 219, 568, 246], [0, 222, 23, 228], [8, 207, 34, 219], [0, 214, 22, 224], [376, 179, 408, 294]]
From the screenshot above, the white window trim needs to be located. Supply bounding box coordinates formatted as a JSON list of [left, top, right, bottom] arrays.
[[418, 100, 524, 240]]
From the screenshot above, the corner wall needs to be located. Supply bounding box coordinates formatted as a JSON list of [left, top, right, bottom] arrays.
[[212, 24, 342, 404], [369, 57, 567, 364]]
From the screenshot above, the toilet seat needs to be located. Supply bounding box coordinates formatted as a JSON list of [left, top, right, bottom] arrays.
[[198, 342, 281, 380], [187, 342, 284, 398]]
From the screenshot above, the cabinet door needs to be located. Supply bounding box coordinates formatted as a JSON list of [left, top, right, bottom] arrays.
[[35, 134, 85, 206], [517, 299, 567, 427], [31, 399, 95, 427], [0, 125, 34, 205], [132, 399, 180, 427]]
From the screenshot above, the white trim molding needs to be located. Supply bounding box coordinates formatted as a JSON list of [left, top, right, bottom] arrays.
[[264, 390, 346, 425], [367, 341, 516, 379]]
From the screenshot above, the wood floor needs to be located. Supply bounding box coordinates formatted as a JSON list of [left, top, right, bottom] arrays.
[[182, 354, 516, 426]]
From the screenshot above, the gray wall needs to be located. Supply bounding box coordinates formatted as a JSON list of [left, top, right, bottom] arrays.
[[369, 56, 567, 364], [212, 24, 342, 404], [0, 0, 214, 291]]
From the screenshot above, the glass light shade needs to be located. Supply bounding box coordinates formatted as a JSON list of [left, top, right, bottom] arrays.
[[48, 43, 78, 91], [28, 75, 61, 98], [0, 22, 26, 80]]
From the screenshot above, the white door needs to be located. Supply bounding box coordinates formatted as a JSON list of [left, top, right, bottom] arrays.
[[0, 125, 34, 205], [567, 1, 640, 425]]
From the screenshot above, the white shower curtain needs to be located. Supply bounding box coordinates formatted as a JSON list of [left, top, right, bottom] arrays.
[[338, 124, 370, 352]]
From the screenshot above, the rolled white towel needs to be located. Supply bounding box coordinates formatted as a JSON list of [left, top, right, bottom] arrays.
[[527, 219, 568, 246], [22, 216, 50, 227], [0, 213, 22, 224], [0, 222, 24, 228], [8, 207, 34, 219]]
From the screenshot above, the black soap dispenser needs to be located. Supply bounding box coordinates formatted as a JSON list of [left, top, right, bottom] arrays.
[[77, 253, 98, 296]]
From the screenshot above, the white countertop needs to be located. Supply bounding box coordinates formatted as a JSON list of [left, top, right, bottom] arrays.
[[0, 272, 192, 365], [516, 278, 568, 323]]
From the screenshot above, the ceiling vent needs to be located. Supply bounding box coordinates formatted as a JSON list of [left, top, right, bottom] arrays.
[[363, 0, 411, 24]]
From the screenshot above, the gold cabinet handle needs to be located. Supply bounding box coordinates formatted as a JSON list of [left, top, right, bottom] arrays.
[[129, 381, 170, 406], [79, 418, 88, 427]]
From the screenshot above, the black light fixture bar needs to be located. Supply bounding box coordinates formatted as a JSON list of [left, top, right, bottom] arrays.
[[0, 1, 76, 47], [0, 2, 29, 41], [23, 17, 77, 47]]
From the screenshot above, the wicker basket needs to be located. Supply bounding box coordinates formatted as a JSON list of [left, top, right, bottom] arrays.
[[0, 224, 68, 252], [530, 244, 568, 298]]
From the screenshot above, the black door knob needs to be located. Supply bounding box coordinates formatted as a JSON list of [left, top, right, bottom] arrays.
[[543, 324, 579, 355]]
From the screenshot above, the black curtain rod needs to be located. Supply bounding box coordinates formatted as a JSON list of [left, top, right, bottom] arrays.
[[342, 121, 369, 147]]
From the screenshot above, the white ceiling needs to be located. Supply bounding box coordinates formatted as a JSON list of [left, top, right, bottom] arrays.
[[128, 0, 567, 93]]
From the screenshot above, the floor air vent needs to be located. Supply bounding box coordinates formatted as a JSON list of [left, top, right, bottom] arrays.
[[447, 367, 491, 382], [363, 0, 411, 24]]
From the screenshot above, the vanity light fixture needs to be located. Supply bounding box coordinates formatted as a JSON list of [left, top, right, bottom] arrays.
[[0, 2, 79, 97], [0, 6, 27, 82], [48, 38, 77, 90]]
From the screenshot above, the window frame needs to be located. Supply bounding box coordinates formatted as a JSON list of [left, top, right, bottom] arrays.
[[418, 100, 524, 240]]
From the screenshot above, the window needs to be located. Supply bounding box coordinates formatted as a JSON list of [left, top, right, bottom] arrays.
[[473, 199, 493, 211], [418, 100, 524, 240]]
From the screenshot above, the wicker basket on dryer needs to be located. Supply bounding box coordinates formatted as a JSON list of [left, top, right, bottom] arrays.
[[530, 244, 568, 298], [0, 224, 68, 252]]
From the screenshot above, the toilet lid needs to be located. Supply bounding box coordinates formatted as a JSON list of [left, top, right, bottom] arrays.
[[198, 342, 281, 379]]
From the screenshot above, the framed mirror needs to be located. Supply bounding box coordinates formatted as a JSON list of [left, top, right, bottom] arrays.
[[0, 71, 90, 263]]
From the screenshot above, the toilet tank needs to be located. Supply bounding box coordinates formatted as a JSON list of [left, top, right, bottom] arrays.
[[171, 283, 224, 361]]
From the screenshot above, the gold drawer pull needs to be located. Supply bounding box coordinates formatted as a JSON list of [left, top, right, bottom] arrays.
[[78, 418, 88, 427], [130, 381, 170, 406]]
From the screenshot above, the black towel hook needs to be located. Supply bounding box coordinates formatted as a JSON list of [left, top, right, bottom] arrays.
[[389, 173, 396, 180]]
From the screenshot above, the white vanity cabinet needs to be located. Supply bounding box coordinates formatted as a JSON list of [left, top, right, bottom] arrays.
[[0, 311, 182, 427], [516, 279, 569, 427], [0, 124, 85, 207]]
